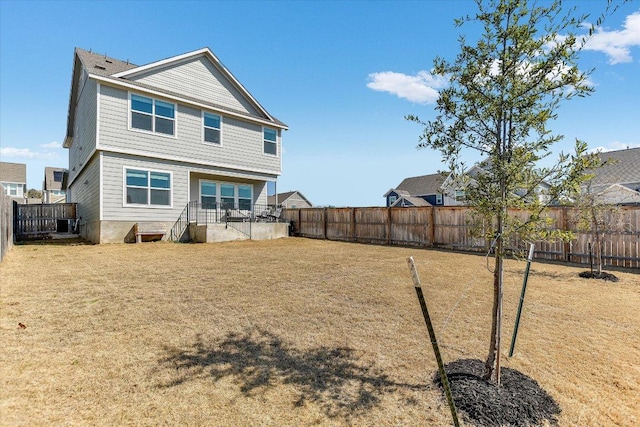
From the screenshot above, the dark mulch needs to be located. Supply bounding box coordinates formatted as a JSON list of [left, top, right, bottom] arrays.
[[433, 359, 561, 427], [578, 271, 619, 282]]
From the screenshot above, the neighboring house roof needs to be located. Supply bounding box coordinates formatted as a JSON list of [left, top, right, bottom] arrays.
[[65, 47, 287, 148], [389, 173, 447, 197], [267, 191, 312, 206], [0, 162, 27, 183], [588, 147, 640, 189], [591, 183, 640, 205], [390, 196, 432, 207], [43, 167, 68, 191]]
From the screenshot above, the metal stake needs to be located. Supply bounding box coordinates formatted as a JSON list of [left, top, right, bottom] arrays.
[[509, 243, 535, 357], [407, 256, 460, 427]]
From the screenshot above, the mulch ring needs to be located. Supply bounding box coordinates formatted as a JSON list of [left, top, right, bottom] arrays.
[[433, 359, 561, 427], [578, 271, 619, 282]]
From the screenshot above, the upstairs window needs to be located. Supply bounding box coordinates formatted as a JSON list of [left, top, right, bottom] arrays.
[[125, 168, 171, 207], [203, 112, 221, 145], [53, 171, 64, 182], [263, 128, 277, 155], [130, 94, 175, 136]]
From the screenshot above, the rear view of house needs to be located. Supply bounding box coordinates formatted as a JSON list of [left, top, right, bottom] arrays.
[[64, 47, 287, 243]]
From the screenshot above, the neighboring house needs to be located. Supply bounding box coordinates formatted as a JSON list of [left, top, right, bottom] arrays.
[[387, 162, 553, 208], [584, 147, 640, 205], [43, 167, 68, 203], [64, 47, 287, 243], [267, 191, 313, 209], [0, 162, 27, 203], [384, 173, 452, 207]]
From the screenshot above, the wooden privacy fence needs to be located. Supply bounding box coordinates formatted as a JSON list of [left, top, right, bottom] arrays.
[[14, 203, 77, 240], [282, 206, 640, 269]]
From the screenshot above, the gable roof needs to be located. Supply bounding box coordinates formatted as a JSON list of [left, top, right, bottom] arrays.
[[65, 47, 287, 147], [394, 173, 447, 196], [267, 191, 312, 206], [390, 196, 432, 207], [588, 147, 640, 188]]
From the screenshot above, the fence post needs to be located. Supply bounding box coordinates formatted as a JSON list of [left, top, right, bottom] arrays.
[[351, 207, 356, 242]]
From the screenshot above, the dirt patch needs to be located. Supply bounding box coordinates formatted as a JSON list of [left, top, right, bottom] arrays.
[[578, 271, 619, 282], [435, 359, 561, 426]]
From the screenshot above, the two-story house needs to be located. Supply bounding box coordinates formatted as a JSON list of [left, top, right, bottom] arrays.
[[384, 173, 452, 207], [0, 162, 27, 203], [43, 167, 67, 204], [64, 47, 287, 243]]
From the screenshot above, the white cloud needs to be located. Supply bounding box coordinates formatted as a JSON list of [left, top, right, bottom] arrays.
[[366, 70, 448, 104], [39, 141, 62, 149], [583, 11, 640, 64], [0, 146, 59, 159], [588, 141, 640, 153]]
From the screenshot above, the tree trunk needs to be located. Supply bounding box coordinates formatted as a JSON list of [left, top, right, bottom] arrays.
[[483, 217, 504, 384]]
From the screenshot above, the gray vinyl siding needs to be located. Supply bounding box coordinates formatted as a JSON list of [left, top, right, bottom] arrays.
[[98, 85, 281, 174], [283, 194, 312, 209], [101, 153, 187, 222], [69, 154, 100, 227], [68, 79, 98, 184], [129, 57, 262, 117]]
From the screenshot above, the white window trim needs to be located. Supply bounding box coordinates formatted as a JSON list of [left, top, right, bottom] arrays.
[[123, 166, 173, 208], [128, 92, 177, 139], [1, 182, 24, 197], [199, 179, 253, 209], [436, 193, 443, 205], [202, 111, 223, 146], [262, 126, 278, 157]]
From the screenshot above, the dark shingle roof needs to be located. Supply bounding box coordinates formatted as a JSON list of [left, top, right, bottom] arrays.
[[44, 167, 68, 191], [589, 147, 640, 187], [76, 48, 138, 76], [0, 162, 27, 183], [395, 173, 446, 196]]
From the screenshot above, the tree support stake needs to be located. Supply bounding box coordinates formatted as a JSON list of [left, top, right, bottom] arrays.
[[407, 256, 460, 427]]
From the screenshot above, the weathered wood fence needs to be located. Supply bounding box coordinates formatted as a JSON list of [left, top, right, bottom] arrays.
[[14, 203, 77, 241], [0, 191, 14, 262], [282, 206, 640, 269]]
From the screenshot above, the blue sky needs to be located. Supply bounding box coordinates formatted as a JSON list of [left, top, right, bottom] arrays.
[[1, 0, 639, 207]]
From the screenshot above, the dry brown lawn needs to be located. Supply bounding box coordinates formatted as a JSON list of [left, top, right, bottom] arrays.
[[0, 238, 638, 426]]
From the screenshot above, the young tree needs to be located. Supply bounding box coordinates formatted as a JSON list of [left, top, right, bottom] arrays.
[[407, 0, 608, 384]]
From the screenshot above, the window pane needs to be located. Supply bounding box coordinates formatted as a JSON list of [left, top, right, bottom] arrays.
[[201, 195, 216, 207], [201, 182, 216, 196], [53, 171, 63, 182], [264, 141, 277, 155], [220, 184, 234, 197], [127, 187, 147, 204], [238, 199, 251, 210], [150, 189, 170, 205], [155, 117, 174, 135], [221, 197, 234, 209], [131, 95, 153, 113], [155, 100, 175, 119], [204, 113, 220, 129], [132, 112, 153, 131], [150, 172, 170, 189], [238, 185, 251, 199], [126, 170, 148, 187], [264, 128, 277, 142], [204, 128, 220, 144]]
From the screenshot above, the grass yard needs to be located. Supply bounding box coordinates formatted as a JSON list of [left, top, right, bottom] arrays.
[[0, 238, 638, 426]]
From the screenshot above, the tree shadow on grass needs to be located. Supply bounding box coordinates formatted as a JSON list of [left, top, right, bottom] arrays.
[[156, 327, 424, 419]]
